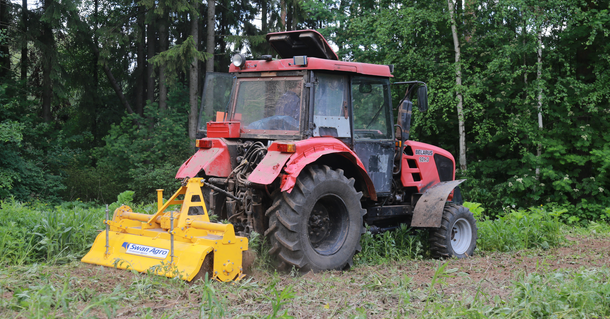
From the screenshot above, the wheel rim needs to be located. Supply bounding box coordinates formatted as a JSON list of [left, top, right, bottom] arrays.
[[450, 218, 472, 255], [307, 194, 349, 256]]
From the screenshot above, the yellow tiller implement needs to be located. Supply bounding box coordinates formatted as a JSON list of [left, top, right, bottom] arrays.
[[81, 178, 248, 282]]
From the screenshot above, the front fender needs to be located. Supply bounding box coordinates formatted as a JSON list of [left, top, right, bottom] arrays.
[[411, 179, 466, 227], [175, 139, 232, 178]]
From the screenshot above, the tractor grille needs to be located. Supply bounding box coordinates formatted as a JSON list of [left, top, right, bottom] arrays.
[[434, 154, 453, 182]]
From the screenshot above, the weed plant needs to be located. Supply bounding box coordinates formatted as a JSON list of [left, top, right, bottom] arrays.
[[355, 224, 427, 265], [476, 206, 565, 252], [0, 199, 106, 265], [0, 191, 181, 266]]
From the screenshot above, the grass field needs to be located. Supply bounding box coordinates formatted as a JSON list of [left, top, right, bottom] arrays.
[[1, 199, 609, 318]]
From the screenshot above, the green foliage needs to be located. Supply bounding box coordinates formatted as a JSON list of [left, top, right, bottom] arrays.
[[196, 273, 226, 318], [95, 88, 192, 202], [0, 29, 7, 58], [477, 206, 564, 252], [355, 224, 426, 265], [338, 0, 610, 213], [264, 281, 295, 319], [421, 267, 610, 318], [149, 36, 210, 86], [463, 201, 485, 221], [0, 199, 105, 265], [0, 81, 66, 202], [505, 268, 610, 318]]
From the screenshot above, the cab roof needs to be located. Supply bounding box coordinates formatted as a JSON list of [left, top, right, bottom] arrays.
[[267, 29, 339, 60], [228, 29, 393, 78]]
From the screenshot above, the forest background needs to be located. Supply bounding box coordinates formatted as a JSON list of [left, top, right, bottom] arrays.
[[0, 0, 609, 221]]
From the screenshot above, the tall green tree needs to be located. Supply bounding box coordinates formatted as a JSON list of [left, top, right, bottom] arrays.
[[0, 0, 11, 78]]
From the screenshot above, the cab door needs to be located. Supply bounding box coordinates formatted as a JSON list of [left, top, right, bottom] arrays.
[[351, 76, 394, 196]]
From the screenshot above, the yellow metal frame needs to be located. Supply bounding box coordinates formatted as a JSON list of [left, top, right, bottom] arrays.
[[81, 178, 248, 282]]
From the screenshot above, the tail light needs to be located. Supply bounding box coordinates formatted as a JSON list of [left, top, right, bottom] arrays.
[[277, 143, 297, 153], [196, 139, 213, 149]]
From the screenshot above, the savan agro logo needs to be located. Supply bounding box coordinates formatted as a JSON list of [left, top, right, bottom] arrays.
[[122, 242, 169, 259]]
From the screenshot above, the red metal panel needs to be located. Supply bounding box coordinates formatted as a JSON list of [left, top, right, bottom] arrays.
[[206, 121, 241, 138], [229, 57, 393, 78], [175, 139, 232, 178], [400, 140, 456, 193], [278, 137, 377, 201], [247, 151, 293, 185]]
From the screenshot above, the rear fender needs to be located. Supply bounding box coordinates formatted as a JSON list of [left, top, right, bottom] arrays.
[[176, 138, 232, 178], [249, 138, 377, 201], [411, 179, 466, 227]]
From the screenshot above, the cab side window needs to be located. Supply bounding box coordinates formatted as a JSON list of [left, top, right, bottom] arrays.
[[313, 73, 350, 137], [351, 76, 392, 140]]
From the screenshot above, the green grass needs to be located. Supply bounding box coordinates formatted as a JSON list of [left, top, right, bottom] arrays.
[[355, 224, 427, 265], [2, 260, 610, 318], [0, 198, 580, 267], [2, 198, 610, 317], [0, 199, 106, 265]]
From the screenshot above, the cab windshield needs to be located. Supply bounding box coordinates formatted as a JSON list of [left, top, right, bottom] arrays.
[[231, 77, 303, 134]]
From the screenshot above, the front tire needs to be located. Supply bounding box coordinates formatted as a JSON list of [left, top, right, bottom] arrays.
[[429, 204, 477, 258], [264, 165, 366, 272]]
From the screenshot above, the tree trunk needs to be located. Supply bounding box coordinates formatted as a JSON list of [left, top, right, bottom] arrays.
[[146, 8, 156, 104], [189, 3, 199, 141], [158, 10, 169, 110], [0, 0, 11, 78], [535, 25, 543, 179], [91, 0, 99, 142], [286, 2, 292, 31], [89, 44, 135, 116], [447, 0, 466, 171], [41, 0, 54, 122], [135, 5, 145, 115], [280, 0, 287, 31], [206, 0, 215, 73], [102, 61, 135, 115], [261, 0, 267, 33], [21, 0, 28, 82]]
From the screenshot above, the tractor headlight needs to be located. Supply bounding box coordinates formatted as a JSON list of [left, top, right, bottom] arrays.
[[232, 53, 246, 68]]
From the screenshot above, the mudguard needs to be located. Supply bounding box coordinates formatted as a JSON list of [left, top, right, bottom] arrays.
[[248, 151, 293, 185], [411, 179, 466, 227], [247, 138, 377, 201], [176, 139, 232, 178]]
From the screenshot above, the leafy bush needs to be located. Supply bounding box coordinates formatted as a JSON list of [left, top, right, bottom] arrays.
[[0, 82, 66, 202], [477, 206, 564, 252], [95, 93, 193, 203]]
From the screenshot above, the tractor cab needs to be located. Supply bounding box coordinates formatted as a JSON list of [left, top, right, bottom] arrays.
[[196, 30, 403, 196]]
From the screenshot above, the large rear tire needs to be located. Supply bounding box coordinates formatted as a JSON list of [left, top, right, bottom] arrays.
[[264, 165, 366, 272], [429, 204, 477, 258]]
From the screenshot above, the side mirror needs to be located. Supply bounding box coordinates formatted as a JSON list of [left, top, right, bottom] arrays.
[[417, 86, 428, 112], [398, 100, 413, 141]]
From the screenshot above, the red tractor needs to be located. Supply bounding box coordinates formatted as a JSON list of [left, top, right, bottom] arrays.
[[177, 30, 477, 272]]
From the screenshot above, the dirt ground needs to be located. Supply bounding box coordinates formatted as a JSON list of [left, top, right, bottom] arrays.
[[1, 234, 609, 318]]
